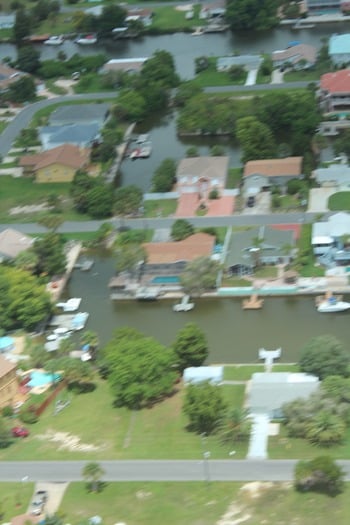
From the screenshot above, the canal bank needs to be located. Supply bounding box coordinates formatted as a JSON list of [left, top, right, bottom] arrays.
[[65, 254, 350, 363]]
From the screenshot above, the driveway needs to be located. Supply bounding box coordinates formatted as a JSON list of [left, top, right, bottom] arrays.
[[308, 187, 335, 212], [271, 69, 284, 84], [245, 69, 258, 86], [27, 482, 68, 515], [243, 192, 271, 215]]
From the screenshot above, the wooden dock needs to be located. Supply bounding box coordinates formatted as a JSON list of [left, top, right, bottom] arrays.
[[242, 294, 264, 310]]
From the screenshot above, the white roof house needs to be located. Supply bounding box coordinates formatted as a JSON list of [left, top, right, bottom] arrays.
[[312, 164, 350, 188], [312, 212, 350, 254], [248, 372, 319, 419], [329, 33, 350, 66], [183, 366, 223, 385]]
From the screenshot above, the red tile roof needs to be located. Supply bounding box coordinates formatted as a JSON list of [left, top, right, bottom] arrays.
[[143, 233, 215, 264], [19, 144, 90, 170], [320, 69, 350, 93], [244, 157, 303, 178]]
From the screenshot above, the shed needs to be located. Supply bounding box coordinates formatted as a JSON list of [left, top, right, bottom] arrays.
[[183, 366, 223, 384]]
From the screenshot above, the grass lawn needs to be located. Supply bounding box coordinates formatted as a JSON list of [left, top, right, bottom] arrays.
[[0, 482, 34, 521], [0, 380, 247, 461], [227, 167, 242, 189], [59, 480, 350, 525], [223, 364, 299, 381], [254, 266, 278, 279], [328, 191, 350, 211], [143, 199, 177, 218], [221, 276, 251, 287], [151, 5, 201, 31], [194, 58, 247, 88]]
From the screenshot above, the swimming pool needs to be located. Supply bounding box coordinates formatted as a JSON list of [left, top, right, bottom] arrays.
[[151, 276, 180, 284], [28, 371, 61, 388]]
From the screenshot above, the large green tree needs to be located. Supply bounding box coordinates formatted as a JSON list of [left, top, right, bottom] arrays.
[[305, 410, 346, 447], [33, 232, 66, 276], [16, 47, 40, 73], [82, 462, 105, 493], [8, 77, 36, 103], [295, 456, 345, 496], [114, 185, 143, 216], [13, 8, 31, 46], [171, 219, 194, 241], [104, 328, 177, 409], [173, 323, 208, 372], [299, 335, 350, 380], [86, 184, 114, 219], [226, 0, 279, 31], [236, 116, 276, 163], [97, 4, 126, 39], [181, 257, 220, 296], [183, 381, 227, 434], [152, 158, 177, 193], [140, 50, 179, 90]]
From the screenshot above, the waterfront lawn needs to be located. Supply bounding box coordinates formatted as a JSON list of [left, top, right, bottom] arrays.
[[254, 266, 278, 279], [194, 58, 247, 88], [328, 191, 350, 211], [0, 380, 247, 461], [223, 364, 299, 381], [0, 482, 34, 520], [151, 5, 201, 32], [143, 199, 177, 217]]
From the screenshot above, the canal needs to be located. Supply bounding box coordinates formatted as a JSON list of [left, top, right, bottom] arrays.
[[66, 255, 350, 364]]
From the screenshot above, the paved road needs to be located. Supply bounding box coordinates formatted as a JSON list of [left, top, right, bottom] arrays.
[[0, 211, 324, 234], [2, 460, 350, 482]]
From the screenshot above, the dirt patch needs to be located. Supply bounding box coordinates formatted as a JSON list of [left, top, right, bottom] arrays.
[[9, 203, 52, 215], [36, 430, 104, 452], [240, 481, 274, 499], [216, 502, 251, 525]]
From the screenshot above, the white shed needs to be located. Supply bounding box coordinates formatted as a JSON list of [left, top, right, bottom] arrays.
[[183, 366, 224, 385]]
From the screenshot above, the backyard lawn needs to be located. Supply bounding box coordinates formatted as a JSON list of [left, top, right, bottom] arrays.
[[328, 192, 350, 211]]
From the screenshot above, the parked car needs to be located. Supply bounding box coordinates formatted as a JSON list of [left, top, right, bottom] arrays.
[[30, 490, 48, 516], [11, 426, 29, 438], [35, 490, 48, 503], [246, 196, 255, 208]]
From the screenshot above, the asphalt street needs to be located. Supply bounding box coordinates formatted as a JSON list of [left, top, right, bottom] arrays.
[[1, 460, 350, 482]]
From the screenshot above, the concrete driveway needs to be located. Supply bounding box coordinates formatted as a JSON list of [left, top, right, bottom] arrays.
[[243, 192, 271, 215], [308, 187, 335, 212], [27, 482, 68, 516]]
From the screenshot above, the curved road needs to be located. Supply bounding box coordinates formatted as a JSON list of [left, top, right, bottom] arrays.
[[1, 460, 350, 482]]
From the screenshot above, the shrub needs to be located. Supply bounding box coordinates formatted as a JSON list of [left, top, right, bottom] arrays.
[[19, 404, 39, 424], [209, 189, 219, 199], [2, 405, 14, 418]]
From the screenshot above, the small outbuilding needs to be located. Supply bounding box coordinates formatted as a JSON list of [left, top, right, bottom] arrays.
[[183, 366, 223, 385]]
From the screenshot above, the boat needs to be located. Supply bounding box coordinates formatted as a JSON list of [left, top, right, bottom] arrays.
[[129, 142, 152, 159], [75, 33, 97, 45], [191, 27, 204, 36], [173, 295, 195, 312], [135, 133, 149, 144], [43, 35, 64, 45], [56, 298, 82, 312], [317, 298, 350, 313], [71, 312, 89, 330]]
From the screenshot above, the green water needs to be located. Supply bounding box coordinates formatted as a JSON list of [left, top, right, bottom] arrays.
[[67, 255, 350, 363]]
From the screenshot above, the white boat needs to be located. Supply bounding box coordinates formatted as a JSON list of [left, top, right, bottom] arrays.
[[75, 33, 97, 45], [317, 299, 350, 313], [135, 133, 149, 144], [173, 295, 195, 312], [43, 35, 64, 45], [71, 312, 89, 330], [56, 298, 82, 312]]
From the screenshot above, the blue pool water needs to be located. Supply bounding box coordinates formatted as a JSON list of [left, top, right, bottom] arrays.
[[28, 371, 60, 388], [151, 276, 180, 284]]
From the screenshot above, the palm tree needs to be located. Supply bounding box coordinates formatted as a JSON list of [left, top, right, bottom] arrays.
[[218, 408, 251, 445], [306, 411, 346, 447], [82, 462, 105, 493]]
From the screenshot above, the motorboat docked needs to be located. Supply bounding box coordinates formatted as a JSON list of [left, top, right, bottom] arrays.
[[173, 295, 195, 312], [71, 312, 89, 330], [135, 133, 149, 144], [317, 298, 350, 313], [43, 35, 64, 45], [75, 33, 97, 45], [129, 141, 152, 159], [56, 298, 82, 312]]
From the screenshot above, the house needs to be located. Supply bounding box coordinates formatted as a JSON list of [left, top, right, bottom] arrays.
[[142, 232, 216, 277], [19, 144, 90, 183], [200, 0, 226, 19], [305, 0, 340, 13], [329, 34, 350, 66], [248, 372, 319, 419], [49, 103, 110, 127], [0, 354, 18, 410], [126, 8, 153, 26], [243, 157, 303, 194], [177, 156, 229, 195], [271, 44, 317, 70], [0, 63, 27, 93], [0, 228, 33, 261], [0, 14, 15, 29], [312, 212, 350, 261], [101, 58, 148, 74], [216, 55, 262, 72], [39, 124, 100, 151], [312, 164, 350, 188], [318, 69, 350, 112], [225, 226, 295, 276]]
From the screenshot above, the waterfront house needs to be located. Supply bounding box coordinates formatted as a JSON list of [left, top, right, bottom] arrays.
[[142, 232, 216, 278], [248, 372, 319, 419], [20, 144, 91, 183], [329, 34, 350, 66], [0, 354, 18, 410], [101, 58, 148, 74], [39, 124, 100, 151], [216, 55, 262, 72], [225, 226, 295, 276], [200, 0, 226, 19], [312, 212, 350, 263], [312, 164, 350, 188], [271, 44, 317, 70], [0, 14, 15, 29], [318, 69, 350, 112], [305, 0, 341, 13], [0, 228, 33, 262], [0, 63, 27, 93], [126, 8, 153, 26], [243, 157, 303, 194]]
